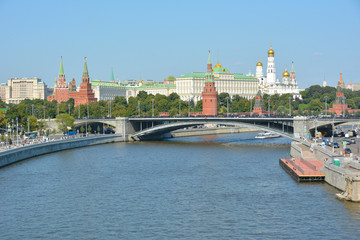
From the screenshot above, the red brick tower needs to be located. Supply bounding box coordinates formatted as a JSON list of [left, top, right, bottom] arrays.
[[337, 72, 345, 88], [74, 57, 97, 107], [202, 50, 218, 116], [252, 90, 264, 115], [47, 56, 70, 103]]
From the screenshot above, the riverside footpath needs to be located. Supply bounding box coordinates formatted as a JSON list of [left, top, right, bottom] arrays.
[[0, 134, 123, 168], [290, 139, 360, 202]]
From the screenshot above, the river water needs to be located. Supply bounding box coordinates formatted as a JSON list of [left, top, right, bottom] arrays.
[[1, 132, 360, 239]]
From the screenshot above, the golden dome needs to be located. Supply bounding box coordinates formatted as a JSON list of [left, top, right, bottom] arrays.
[[268, 48, 274, 56], [256, 61, 263, 66], [214, 61, 222, 68], [282, 68, 290, 78]]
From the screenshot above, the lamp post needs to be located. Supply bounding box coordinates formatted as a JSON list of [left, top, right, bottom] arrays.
[[16, 117, 18, 146], [27, 117, 30, 134], [188, 99, 190, 117], [57, 103, 59, 116], [179, 99, 181, 116], [250, 98, 252, 116], [31, 104, 34, 116], [110, 100, 112, 118], [288, 96, 292, 116], [226, 97, 229, 117], [87, 102, 89, 119], [11, 119, 14, 146], [152, 99, 155, 117], [138, 100, 140, 117], [68, 104, 70, 115], [324, 96, 328, 116], [268, 97, 270, 117], [343, 98, 345, 118], [332, 117, 335, 153], [78, 105, 80, 119]]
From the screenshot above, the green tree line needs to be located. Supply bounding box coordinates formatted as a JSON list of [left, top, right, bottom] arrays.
[[1, 85, 360, 133]]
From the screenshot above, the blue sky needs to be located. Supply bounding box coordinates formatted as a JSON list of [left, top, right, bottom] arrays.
[[0, 0, 359, 89]]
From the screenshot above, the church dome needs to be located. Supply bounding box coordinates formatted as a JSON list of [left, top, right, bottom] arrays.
[[256, 61, 263, 66], [214, 61, 222, 68], [268, 48, 274, 56], [282, 69, 290, 78]]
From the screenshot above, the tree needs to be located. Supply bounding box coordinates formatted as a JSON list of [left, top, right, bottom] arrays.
[[56, 114, 75, 133], [97, 125, 100, 133], [80, 126, 85, 133], [88, 125, 92, 133]]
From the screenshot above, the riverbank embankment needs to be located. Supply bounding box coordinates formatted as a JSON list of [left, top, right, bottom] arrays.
[[0, 135, 123, 168], [171, 127, 258, 138], [290, 141, 360, 201]]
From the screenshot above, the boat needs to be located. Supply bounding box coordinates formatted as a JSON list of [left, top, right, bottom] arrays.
[[255, 132, 282, 139]]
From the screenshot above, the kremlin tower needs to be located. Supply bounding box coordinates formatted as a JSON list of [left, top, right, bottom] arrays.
[[337, 72, 345, 89], [202, 50, 218, 116], [74, 57, 97, 107], [252, 90, 264, 116], [47, 57, 70, 103]]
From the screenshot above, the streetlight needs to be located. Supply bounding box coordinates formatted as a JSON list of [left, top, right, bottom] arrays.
[[179, 99, 181, 116], [268, 97, 271, 117], [188, 99, 190, 117], [78, 105, 80, 119], [68, 104, 70, 115], [57, 103, 59, 116], [343, 98, 345, 118], [31, 104, 34, 116], [332, 117, 335, 153], [43, 105, 45, 119], [226, 97, 229, 117], [110, 100, 112, 118], [250, 98, 252, 115], [288, 96, 292, 116], [138, 100, 140, 117], [27, 117, 30, 134], [151, 99, 155, 117], [16, 117, 18, 146], [324, 96, 328, 116], [87, 102, 89, 119]]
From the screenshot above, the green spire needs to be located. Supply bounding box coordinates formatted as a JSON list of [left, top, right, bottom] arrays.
[[83, 57, 88, 74], [59, 56, 64, 75], [208, 50, 212, 64], [111, 68, 115, 81]]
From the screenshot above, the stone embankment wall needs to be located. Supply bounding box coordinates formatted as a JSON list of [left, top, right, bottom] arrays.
[[290, 140, 360, 201], [0, 135, 123, 168], [171, 127, 257, 138]]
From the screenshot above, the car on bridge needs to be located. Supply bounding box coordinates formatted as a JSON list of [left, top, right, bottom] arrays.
[[333, 142, 340, 148], [104, 128, 115, 134]]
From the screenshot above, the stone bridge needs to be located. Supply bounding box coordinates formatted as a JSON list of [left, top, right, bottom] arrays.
[[43, 116, 359, 141]]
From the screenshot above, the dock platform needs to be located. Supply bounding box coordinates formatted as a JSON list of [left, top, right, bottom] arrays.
[[279, 158, 325, 182]]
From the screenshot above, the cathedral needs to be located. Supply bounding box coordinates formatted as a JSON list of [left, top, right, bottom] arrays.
[[256, 44, 301, 99]]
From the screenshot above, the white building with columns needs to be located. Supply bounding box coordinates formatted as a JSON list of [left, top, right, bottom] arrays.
[[256, 45, 301, 99], [176, 59, 258, 103]]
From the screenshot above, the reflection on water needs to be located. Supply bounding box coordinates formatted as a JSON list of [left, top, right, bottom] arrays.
[[0, 132, 359, 239]]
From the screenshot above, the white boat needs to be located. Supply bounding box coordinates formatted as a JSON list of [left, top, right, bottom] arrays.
[[255, 132, 282, 139]]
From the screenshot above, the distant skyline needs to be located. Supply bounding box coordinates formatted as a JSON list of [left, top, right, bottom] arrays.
[[0, 0, 359, 89]]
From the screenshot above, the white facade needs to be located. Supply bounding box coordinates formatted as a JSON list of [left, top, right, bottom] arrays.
[[4, 78, 47, 104], [258, 47, 301, 99], [176, 63, 258, 103], [126, 82, 176, 99]]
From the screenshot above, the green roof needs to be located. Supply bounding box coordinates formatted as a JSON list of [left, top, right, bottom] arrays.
[[177, 72, 258, 81], [111, 69, 114, 81], [59, 57, 64, 75], [90, 80, 122, 87], [135, 84, 175, 89], [213, 67, 230, 73], [83, 57, 88, 74]]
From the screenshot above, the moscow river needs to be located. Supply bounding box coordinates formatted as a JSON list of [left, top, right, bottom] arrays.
[[1, 132, 360, 239]]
